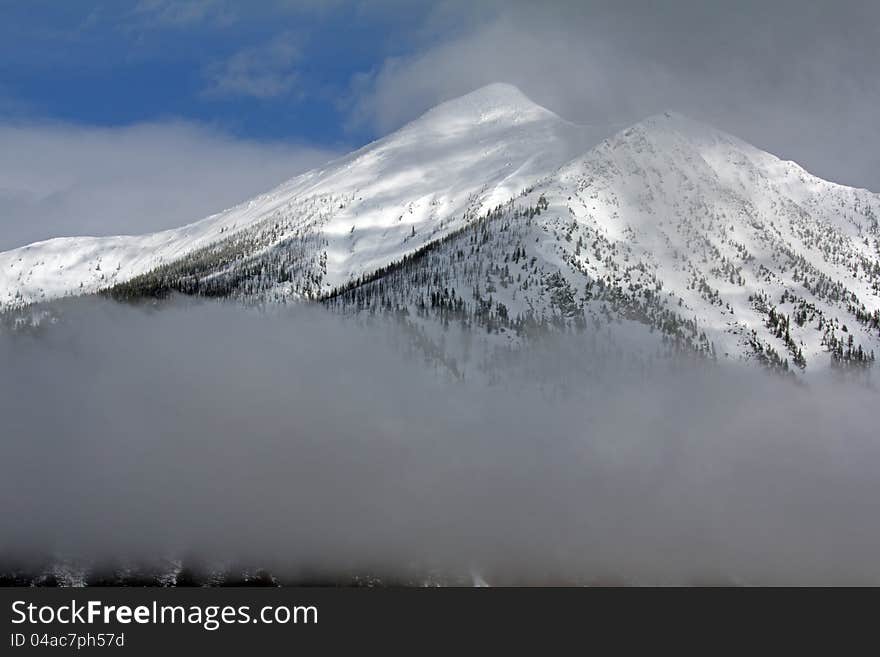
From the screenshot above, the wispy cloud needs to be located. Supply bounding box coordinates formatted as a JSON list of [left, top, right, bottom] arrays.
[[131, 0, 237, 29], [203, 31, 302, 100]]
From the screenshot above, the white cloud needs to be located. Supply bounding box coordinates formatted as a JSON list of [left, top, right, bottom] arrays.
[[203, 31, 302, 100], [0, 120, 339, 252], [347, 19, 647, 136]]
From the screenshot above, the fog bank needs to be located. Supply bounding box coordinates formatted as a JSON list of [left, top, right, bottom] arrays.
[[1, 299, 878, 584]]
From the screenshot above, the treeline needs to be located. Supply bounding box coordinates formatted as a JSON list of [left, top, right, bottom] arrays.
[[324, 195, 713, 356], [104, 229, 329, 303]]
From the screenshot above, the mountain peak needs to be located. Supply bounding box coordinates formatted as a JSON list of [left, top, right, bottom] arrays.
[[622, 111, 728, 141], [592, 110, 773, 171], [452, 82, 540, 107], [411, 83, 555, 130]]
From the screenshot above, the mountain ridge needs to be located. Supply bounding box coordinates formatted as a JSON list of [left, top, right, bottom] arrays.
[[2, 84, 879, 374]]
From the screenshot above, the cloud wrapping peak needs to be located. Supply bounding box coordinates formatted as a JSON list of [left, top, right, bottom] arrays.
[[349, 1, 880, 191]]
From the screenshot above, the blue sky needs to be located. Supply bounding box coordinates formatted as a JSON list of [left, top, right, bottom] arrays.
[[0, 1, 464, 148]]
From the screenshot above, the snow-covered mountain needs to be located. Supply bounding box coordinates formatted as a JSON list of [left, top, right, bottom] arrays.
[[0, 84, 590, 306], [2, 84, 879, 374]]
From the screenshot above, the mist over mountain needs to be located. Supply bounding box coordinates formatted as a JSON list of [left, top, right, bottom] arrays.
[[2, 299, 878, 586]]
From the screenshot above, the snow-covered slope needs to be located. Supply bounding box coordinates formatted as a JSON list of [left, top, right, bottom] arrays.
[[0, 83, 591, 307], [536, 112, 880, 371], [325, 112, 880, 374], [2, 87, 879, 374]]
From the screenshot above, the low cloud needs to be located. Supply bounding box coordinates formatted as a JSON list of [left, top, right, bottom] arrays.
[[0, 121, 339, 252], [2, 298, 878, 584]]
